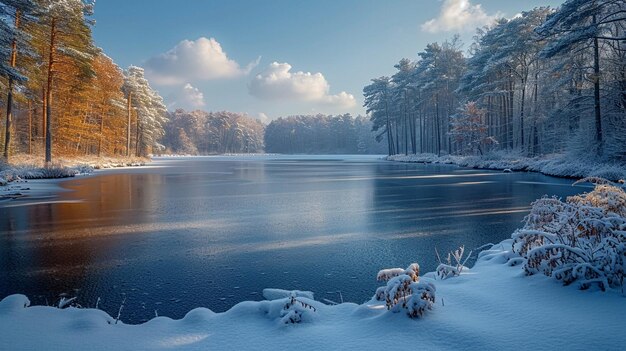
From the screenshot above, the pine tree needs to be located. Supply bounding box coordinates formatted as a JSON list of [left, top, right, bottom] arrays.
[[537, 0, 626, 156], [0, 0, 39, 161], [39, 0, 97, 164], [122, 66, 167, 157]]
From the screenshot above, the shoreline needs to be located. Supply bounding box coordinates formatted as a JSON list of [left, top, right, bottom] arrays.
[[0, 156, 151, 208], [387, 153, 626, 182]]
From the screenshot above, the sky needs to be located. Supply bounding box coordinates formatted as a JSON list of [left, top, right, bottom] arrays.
[[91, 0, 565, 122]]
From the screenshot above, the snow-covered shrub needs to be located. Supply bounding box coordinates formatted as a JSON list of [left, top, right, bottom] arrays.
[[512, 177, 626, 290], [435, 246, 472, 279], [374, 263, 436, 318], [280, 292, 317, 324], [57, 297, 78, 309]]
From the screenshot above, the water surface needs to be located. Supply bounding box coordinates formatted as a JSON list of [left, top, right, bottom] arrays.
[[0, 155, 585, 323]]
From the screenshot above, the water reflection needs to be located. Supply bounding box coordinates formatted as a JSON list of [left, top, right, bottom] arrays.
[[0, 156, 583, 323]]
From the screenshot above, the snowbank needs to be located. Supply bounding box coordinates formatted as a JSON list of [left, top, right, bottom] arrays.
[[1, 238, 625, 350], [387, 152, 626, 181], [0, 155, 148, 187]]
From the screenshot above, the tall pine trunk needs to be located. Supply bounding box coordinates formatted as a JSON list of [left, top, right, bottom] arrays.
[[592, 15, 602, 155], [126, 92, 132, 156], [45, 18, 57, 165], [3, 10, 20, 161], [28, 101, 32, 155]]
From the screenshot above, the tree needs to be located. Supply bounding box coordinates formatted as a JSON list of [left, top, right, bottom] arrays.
[[39, 0, 97, 164], [537, 0, 626, 155], [0, 0, 38, 161], [449, 101, 496, 155], [122, 66, 167, 157], [364, 77, 394, 155]]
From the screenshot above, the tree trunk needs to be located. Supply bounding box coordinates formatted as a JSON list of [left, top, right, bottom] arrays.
[[126, 92, 132, 156], [28, 100, 32, 155], [3, 10, 20, 161], [520, 75, 526, 154], [98, 106, 105, 157], [45, 18, 57, 165], [435, 93, 441, 156], [593, 15, 603, 155], [42, 88, 46, 153], [532, 70, 539, 156]]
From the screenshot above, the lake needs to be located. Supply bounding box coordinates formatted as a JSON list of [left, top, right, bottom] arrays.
[[0, 155, 586, 323]]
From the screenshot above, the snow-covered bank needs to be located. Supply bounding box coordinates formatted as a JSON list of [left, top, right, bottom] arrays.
[[0, 155, 149, 204], [1, 238, 624, 351], [387, 153, 626, 181]]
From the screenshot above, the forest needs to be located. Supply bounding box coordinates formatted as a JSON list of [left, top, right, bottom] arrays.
[[0, 0, 170, 163], [264, 114, 385, 154], [162, 109, 265, 154], [365, 1, 626, 160]]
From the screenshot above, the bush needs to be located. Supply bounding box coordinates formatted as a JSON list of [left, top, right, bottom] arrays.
[[374, 263, 436, 318], [280, 292, 317, 324], [435, 246, 472, 280], [512, 177, 626, 290]]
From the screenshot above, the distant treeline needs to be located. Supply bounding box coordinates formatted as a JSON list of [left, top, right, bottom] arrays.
[[264, 114, 386, 154], [163, 110, 265, 154], [161, 111, 386, 155]]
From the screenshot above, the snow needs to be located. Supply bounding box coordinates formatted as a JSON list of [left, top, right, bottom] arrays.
[[387, 152, 626, 181], [0, 155, 148, 204], [1, 238, 624, 350]]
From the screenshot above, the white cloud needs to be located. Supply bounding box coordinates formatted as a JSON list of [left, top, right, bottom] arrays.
[[144, 37, 259, 85], [167, 83, 206, 111], [248, 62, 356, 109], [421, 0, 501, 33], [256, 112, 270, 124]]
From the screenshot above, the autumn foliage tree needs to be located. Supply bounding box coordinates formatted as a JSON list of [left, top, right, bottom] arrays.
[[449, 102, 496, 155]]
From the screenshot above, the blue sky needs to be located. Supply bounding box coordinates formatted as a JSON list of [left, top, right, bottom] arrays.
[[91, 0, 565, 121]]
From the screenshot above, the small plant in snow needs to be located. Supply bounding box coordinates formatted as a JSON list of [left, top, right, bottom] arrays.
[[280, 292, 317, 324], [512, 177, 626, 291], [374, 263, 436, 318], [435, 246, 472, 279], [57, 296, 78, 309]]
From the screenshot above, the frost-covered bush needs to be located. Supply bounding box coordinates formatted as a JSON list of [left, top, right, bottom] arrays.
[[512, 177, 626, 290], [374, 263, 436, 318], [435, 246, 472, 280], [280, 292, 317, 324]]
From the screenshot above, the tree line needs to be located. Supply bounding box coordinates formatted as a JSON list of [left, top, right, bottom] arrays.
[[162, 109, 265, 154], [365, 0, 626, 159], [162, 111, 386, 155], [264, 114, 386, 154], [0, 0, 167, 164]]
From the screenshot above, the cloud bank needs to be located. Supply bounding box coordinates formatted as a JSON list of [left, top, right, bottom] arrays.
[[421, 0, 500, 33], [248, 62, 356, 108], [145, 37, 259, 85]]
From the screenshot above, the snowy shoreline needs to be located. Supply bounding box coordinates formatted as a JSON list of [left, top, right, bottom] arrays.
[[1, 238, 624, 350], [0, 156, 149, 206], [387, 153, 626, 182]]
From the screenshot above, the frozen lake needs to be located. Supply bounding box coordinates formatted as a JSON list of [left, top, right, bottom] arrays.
[[0, 155, 585, 323]]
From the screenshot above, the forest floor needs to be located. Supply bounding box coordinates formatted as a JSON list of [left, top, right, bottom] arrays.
[[388, 152, 626, 182], [0, 237, 624, 350]]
